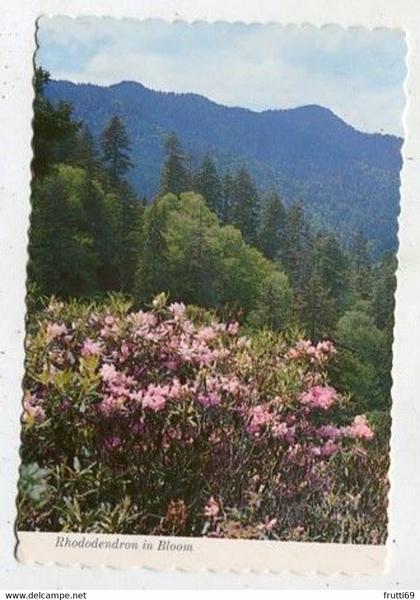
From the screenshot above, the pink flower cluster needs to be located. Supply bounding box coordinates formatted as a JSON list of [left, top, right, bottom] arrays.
[[300, 385, 337, 410], [24, 295, 375, 521], [23, 393, 45, 424], [289, 339, 336, 363]]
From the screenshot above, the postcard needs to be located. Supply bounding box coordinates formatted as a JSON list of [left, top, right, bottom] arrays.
[[15, 15, 407, 574]]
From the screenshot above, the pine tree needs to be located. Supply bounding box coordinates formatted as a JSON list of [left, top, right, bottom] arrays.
[[220, 171, 234, 224], [100, 115, 133, 184], [281, 203, 311, 288], [258, 191, 287, 260], [72, 124, 99, 177], [300, 270, 336, 340], [350, 230, 374, 300], [193, 153, 222, 215], [134, 199, 169, 303], [32, 67, 80, 178], [183, 203, 219, 306], [231, 166, 259, 245], [117, 183, 144, 292], [159, 133, 189, 195], [29, 167, 100, 297], [372, 253, 397, 331]]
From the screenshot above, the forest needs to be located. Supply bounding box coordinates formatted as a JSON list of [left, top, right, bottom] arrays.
[[17, 68, 397, 542]]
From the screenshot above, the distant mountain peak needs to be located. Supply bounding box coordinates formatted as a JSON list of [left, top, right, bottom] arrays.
[[46, 78, 402, 254]]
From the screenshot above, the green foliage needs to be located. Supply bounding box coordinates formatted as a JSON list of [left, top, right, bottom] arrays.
[[159, 132, 190, 195], [281, 203, 311, 289], [247, 271, 292, 331], [32, 68, 80, 178], [333, 306, 390, 411], [350, 230, 375, 300], [231, 166, 260, 246], [29, 164, 142, 297], [220, 171, 234, 224], [257, 191, 287, 261], [100, 115, 133, 183], [29, 166, 100, 296], [299, 233, 350, 339], [29, 71, 142, 299], [71, 124, 100, 178], [134, 192, 293, 324], [18, 296, 382, 541], [25, 70, 398, 542], [193, 153, 222, 215]]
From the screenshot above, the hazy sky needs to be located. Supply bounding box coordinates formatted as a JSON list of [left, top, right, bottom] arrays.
[[37, 17, 407, 135]]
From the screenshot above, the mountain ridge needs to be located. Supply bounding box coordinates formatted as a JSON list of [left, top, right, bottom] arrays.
[[45, 78, 403, 254], [53, 78, 400, 138]]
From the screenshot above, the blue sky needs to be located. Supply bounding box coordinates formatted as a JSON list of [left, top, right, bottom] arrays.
[[37, 17, 407, 135]]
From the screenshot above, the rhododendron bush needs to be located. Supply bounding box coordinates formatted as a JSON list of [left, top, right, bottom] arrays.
[[18, 295, 387, 543]]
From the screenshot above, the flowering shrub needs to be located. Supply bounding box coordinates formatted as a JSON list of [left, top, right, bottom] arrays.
[[19, 294, 384, 541]]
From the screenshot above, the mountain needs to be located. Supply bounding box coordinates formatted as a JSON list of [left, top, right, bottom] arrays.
[[45, 79, 403, 254]]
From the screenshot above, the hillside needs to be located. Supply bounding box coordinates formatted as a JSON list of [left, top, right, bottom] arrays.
[[46, 79, 403, 253]]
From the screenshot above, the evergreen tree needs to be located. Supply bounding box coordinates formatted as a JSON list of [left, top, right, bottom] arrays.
[[350, 230, 374, 300], [258, 191, 287, 261], [135, 198, 169, 303], [315, 233, 349, 306], [247, 271, 292, 331], [193, 153, 222, 215], [118, 184, 144, 292], [29, 166, 100, 296], [299, 233, 349, 339], [220, 171, 234, 224], [281, 203, 311, 289], [334, 306, 390, 411], [372, 254, 397, 331], [300, 271, 335, 339], [231, 166, 260, 245], [159, 133, 189, 195], [32, 68, 80, 178], [72, 124, 99, 178], [100, 115, 133, 184]]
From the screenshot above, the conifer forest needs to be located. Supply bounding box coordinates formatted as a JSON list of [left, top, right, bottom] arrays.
[[18, 68, 400, 543]]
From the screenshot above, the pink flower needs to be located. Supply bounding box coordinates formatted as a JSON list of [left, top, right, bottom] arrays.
[[142, 384, 168, 412], [259, 516, 278, 532], [100, 363, 119, 383], [197, 392, 220, 408], [320, 441, 338, 457], [120, 343, 131, 361], [169, 302, 186, 320], [288, 339, 337, 364], [316, 340, 336, 355], [81, 338, 103, 356], [98, 395, 126, 416], [247, 405, 273, 435], [169, 378, 183, 399], [46, 322, 68, 339], [301, 385, 337, 410], [223, 377, 241, 396], [345, 415, 374, 440], [23, 396, 45, 424], [165, 359, 178, 371], [60, 398, 71, 413], [204, 496, 220, 518], [227, 321, 240, 335], [197, 326, 216, 341], [271, 421, 288, 439], [102, 435, 121, 451], [316, 425, 343, 440], [130, 421, 145, 434]]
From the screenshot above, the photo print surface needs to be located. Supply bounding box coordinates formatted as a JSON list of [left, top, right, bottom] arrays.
[[17, 17, 407, 571]]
